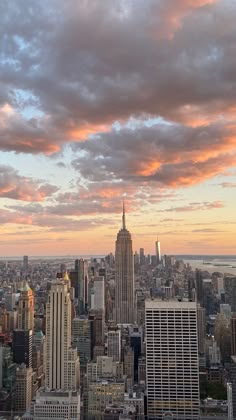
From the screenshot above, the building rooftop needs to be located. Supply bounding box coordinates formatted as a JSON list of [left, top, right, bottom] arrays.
[[20, 280, 31, 292], [145, 299, 197, 309]]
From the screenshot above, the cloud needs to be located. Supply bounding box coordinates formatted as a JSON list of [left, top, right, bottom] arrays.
[[191, 228, 225, 233], [160, 218, 184, 222], [0, 165, 58, 201], [72, 121, 236, 187], [160, 200, 224, 212], [219, 182, 236, 188], [0, 0, 236, 240], [0, 104, 62, 154], [0, 0, 235, 156], [0, 206, 117, 232]]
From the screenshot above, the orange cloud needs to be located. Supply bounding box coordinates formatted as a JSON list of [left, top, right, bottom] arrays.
[[150, 0, 217, 39], [69, 123, 110, 141], [0, 165, 58, 201]]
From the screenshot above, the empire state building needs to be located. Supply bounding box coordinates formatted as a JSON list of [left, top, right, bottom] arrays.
[[114, 203, 135, 324]]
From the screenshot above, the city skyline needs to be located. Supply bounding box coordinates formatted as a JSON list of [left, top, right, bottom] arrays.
[[1, 0, 236, 256]]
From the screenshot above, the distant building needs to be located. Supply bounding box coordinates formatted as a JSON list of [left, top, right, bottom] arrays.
[[225, 276, 236, 312], [72, 317, 92, 366], [155, 240, 161, 264], [103, 403, 136, 419], [23, 389, 80, 419], [129, 325, 142, 382], [138, 355, 146, 384], [88, 380, 125, 418], [77, 259, 89, 315], [5, 292, 17, 311], [0, 345, 16, 393], [230, 356, 236, 419], [197, 304, 206, 354], [231, 313, 236, 356], [13, 329, 33, 368], [23, 256, 29, 271], [18, 281, 34, 331], [123, 347, 134, 389], [139, 248, 145, 266], [87, 355, 123, 384], [107, 329, 121, 362], [90, 309, 105, 348], [92, 276, 105, 311], [15, 365, 33, 413], [32, 330, 45, 367]]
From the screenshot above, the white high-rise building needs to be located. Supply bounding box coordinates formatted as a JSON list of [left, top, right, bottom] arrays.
[[155, 239, 161, 264], [114, 203, 135, 324], [145, 300, 200, 419], [45, 277, 80, 390]]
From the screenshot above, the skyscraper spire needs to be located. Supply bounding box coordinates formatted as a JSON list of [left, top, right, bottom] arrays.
[[122, 200, 126, 230]]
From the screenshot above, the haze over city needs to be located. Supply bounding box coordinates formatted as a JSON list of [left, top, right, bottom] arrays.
[[1, 0, 236, 256]]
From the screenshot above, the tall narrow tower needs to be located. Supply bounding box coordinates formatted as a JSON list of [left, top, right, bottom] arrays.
[[114, 203, 135, 324], [77, 259, 89, 315], [45, 276, 79, 390], [155, 238, 161, 264]]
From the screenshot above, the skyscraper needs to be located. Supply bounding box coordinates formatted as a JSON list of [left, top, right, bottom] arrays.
[[23, 255, 29, 271], [139, 248, 145, 265], [145, 300, 200, 419], [90, 277, 105, 348], [13, 329, 33, 368], [15, 365, 33, 413], [18, 281, 34, 331], [114, 203, 135, 324], [155, 238, 161, 264], [77, 259, 89, 315], [45, 276, 79, 390], [92, 276, 105, 311], [107, 329, 121, 362], [197, 304, 206, 355], [231, 313, 236, 356], [72, 317, 92, 367]]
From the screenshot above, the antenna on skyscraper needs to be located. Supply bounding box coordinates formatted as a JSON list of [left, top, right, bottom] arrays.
[[122, 200, 126, 229]]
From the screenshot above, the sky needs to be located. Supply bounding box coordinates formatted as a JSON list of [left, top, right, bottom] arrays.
[[0, 0, 236, 256]]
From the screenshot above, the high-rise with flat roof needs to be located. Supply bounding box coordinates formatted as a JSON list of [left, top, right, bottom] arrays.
[[15, 365, 33, 413], [23, 389, 80, 419], [145, 300, 200, 419], [114, 203, 135, 324], [23, 256, 29, 271], [45, 276, 79, 390]]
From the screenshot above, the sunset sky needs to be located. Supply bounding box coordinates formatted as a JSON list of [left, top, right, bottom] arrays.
[[0, 0, 236, 256]]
